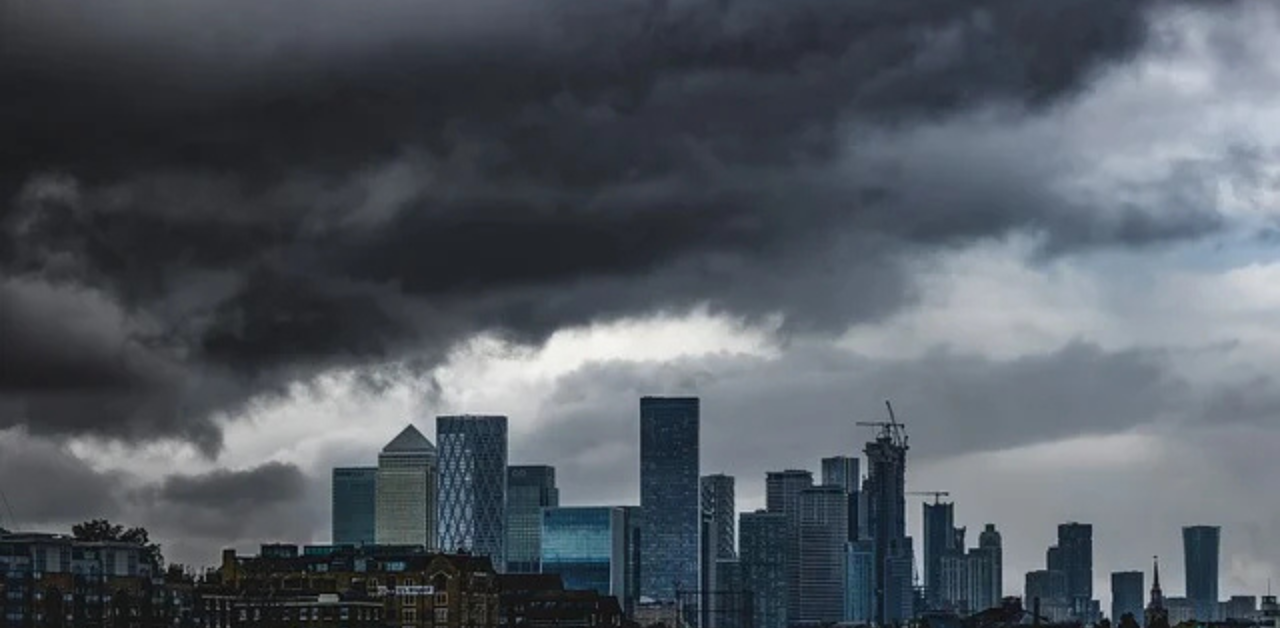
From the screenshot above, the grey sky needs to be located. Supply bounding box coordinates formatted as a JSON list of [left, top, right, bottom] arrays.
[[1, 0, 1278, 610]]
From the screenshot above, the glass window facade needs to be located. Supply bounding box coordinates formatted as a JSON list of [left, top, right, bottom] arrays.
[[332, 467, 377, 546], [540, 507, 633, 609], [507, 465, 559, 573], [740, 510, 788, 628], [437, 415, 509, 570], [640, 396, 700, 602]]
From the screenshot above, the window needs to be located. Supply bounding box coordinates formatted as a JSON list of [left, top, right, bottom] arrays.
[[403, 607, 417, 622]]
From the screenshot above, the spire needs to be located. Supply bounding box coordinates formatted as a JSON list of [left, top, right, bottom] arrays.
[[1150, 555, 1164, 608], [381, 424, 436, 455]]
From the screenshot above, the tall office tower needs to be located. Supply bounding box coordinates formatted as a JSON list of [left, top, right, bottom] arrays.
[[332, 467, 377, 546], [1183, 526, 1221, 621], [640, 396, 700, 602], [437, 415, 509, 569], [375, 425, 438, 547], [798, 485, 851, 623], [1112, 572, 1145, 624], [977, 524, 1004, 611], [701, 507, 720, 628], [864, 423, 912, 625], [766, 469, 814, 622], [822, 456, 861, 542], [1055, 522, 1094, 618], [716, 558, 745, 628], [701, 474, 737, 559], [923, 501, 959, 608], [507, 465, 559, 573], [1026, 570, 1071, 622], [740, 510, 789, 628], [846, 539, 875, 624], [541, 506, 636, 611]]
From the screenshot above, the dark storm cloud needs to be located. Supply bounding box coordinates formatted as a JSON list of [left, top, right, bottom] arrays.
[[0, 0, 1250, 451], [0, 428, 125, 525]]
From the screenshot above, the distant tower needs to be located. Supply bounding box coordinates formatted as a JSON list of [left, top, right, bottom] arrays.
[[702, 474, 737, 559], [766, 469, 814, 622], [822, 456, 861, 543], [1183, 526, 1220, 621], [923, 501, 958, 608], [976, 524, 1004, 611], [1146, 557, 1170, 628], [862, 412, 912, 625], [740, 510, 789, 628], [332, 466, 377, 546], [375, 425, 438, 547], [797, 485, 849, 623], [1111, 571, 1145, 626], [639, 396, 700, 602], [437, 415, 508, 568]]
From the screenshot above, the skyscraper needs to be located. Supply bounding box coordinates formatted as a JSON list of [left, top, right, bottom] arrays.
[[375, 425, 438, 547], [1026, 569, 1071, 622], [798, 485, 849, 623], [821, 456, 861, 542], [740, 510, 788, 628], [639, 396, 700, 602], [975, 524, 1004, 612], [507, 465, 559, 573], [1183, 526, 1220, 621], [541, 506, 636, 611], [701, 474, 736, 560], [1054, 522, 1094, 619], [846, 539, 875, 624], [332, 466, 377, 546], [863, 422, 912, 625], [766, 469, 813, 622], [437, 415, 508, 569], [923, 501, 959, 608], [1112, 571, 1145, 625]]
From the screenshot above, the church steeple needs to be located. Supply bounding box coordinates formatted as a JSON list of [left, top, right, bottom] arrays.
[[1147, 556, 1170, 628], [1151, 555, 1164, 606]]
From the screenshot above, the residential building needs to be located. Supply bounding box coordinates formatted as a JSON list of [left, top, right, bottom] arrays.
[[1184, 526, 1221, 621], [797, 485, 848, 623], [740, 510, 788, 628], [540, 507, 636, 613], [333, 466, 378, 546], [376, 425, 438, 547], [765, 469, 813, 622], [507, 465, 559, 573], [639, 397, 700, 602], [1112, 571, 1145, 625], [496, 574, 625, 628], [438, 415, 509, 570], [701, 475, 737, 560]]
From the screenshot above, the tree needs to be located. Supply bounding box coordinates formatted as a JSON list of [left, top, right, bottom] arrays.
[[1119, 613, 1142, 628], [72, 519, 164, 567]]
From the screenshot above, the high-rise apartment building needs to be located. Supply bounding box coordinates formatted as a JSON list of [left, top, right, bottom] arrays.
[[701, 474, 736, 560], [1183, 526, 1220, 621], [765, 469, 813, 622], [977, 524, 1004, 611], [639, 396, 700, 602], [863, 424, 913, 625], [332, 466, 377, 546], [797, 485, 849, 623], [740, 510, 788, 628], [821, 456, 861, 543], [1112, 571, 1145, 625], [437, 415, 508, 569], [507, 465, 559, 573], [375, 425, 438, 547], [540, 506, 636, 612]]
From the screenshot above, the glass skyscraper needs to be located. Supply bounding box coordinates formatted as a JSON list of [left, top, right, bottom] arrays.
[[1183, 526, 1220, 621], [923, 501, 959, 609], [863, 426, 912, 625], [797, 485, 849, 623], [375, 425, 437, 547], [541, 506, 634, 610], [507, 465, 559, 573], [701, 474, 736, 560], [437, 415, 508, 569], [332, 466, 377, 546], [1055, 522, 1094, 619], [765, 469, 813, 622], [740, 510, 788, 628], [845, 539, 875, 624], [821, 456, 860, 542], [1112, 571, 1145, 624], [639, 396, 700, 602]]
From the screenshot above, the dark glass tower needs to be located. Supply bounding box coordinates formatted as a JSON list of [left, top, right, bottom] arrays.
[[923, 501, 958, 608], [1054, 522, 1094, 618], [701, 474, 737, 560], [821, 456, 861, 542], [766, 469, 813, 622], [1183, 526, 1220, 621], [507, 465, 559, 573], [331, 467, 377, 545], [864, 424, 912, 624], [541, 505, 634, 611], [437, 414, 509, 569], [1112, 571, 1145, 625], [797, 485, 849, 623], [640, 396, 700, 602], [740, 510, 789, 628]]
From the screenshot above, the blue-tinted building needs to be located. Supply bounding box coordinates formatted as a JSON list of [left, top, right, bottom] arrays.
[[541, 506, 635, 611], [1111, 571, 1145, 624], [766, 469, 813, 623], [437, 415, 509, 569], [846, 539, 875, 624], [332, 466, 377, 545], [740, 510, 788, 628], [863, 425, 913, 624], [507, 465, 559, 573], [640, 396, 700, 602], [1184, 526, 1220, 621]]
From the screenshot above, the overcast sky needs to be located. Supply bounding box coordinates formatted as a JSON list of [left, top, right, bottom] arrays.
[[2, 0, 1279, 609]]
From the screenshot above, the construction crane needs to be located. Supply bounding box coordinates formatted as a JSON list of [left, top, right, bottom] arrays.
[[856, 399, 909, 448], [907, 491, 952, 504]]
